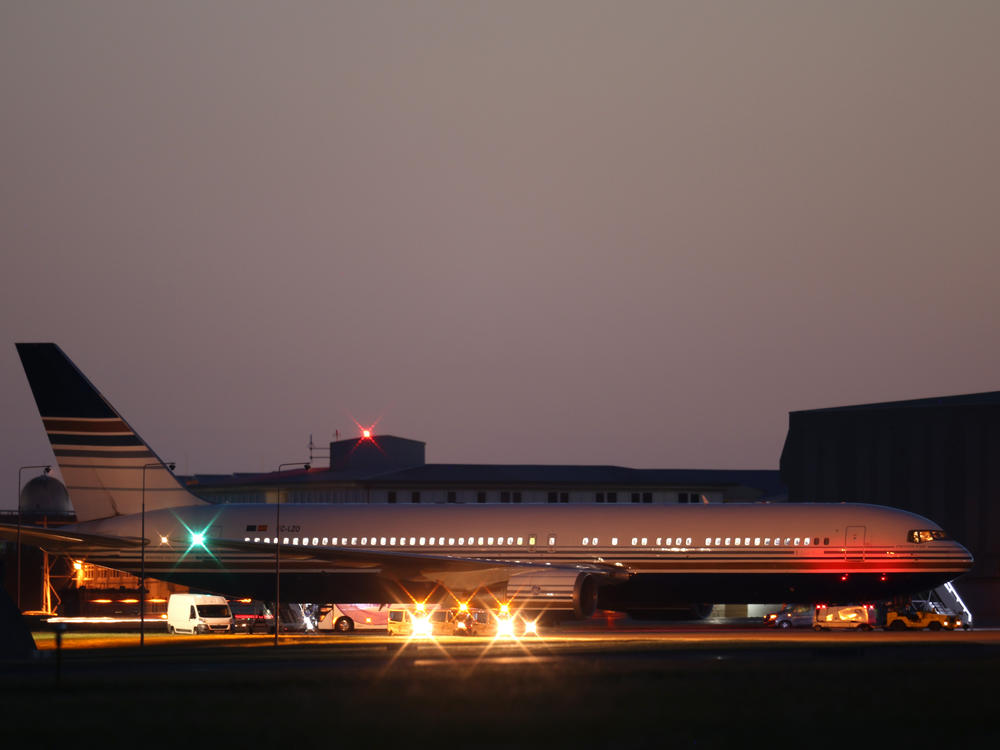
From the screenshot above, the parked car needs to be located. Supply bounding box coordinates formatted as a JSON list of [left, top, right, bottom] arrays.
[[764, 603, 814, 629]]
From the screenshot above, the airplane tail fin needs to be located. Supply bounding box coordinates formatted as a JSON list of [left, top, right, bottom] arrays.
[[16, 343, 207, 522]]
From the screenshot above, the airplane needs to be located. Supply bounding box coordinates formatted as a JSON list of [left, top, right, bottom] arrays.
[[2, 343, 974, 620]]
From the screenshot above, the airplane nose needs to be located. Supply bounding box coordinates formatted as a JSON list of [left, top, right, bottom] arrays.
[[954, 541, 974, 571]]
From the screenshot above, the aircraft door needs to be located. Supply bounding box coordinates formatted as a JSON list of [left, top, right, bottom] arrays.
[[845, 525, 866, 561]]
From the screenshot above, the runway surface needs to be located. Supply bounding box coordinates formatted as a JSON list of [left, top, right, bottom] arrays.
[[10, 621, 1000, 746], [30, 620, 1000, 652]]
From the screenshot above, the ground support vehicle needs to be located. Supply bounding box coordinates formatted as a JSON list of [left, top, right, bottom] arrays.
[[317, 603, 389, 633], [387, 605, 457, 637], [228, 599, 275, 634], [885, 601, 961, 630], [812, 604, 875, 631]]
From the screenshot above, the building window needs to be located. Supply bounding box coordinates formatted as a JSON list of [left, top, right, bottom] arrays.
[[596, 493, 605, 503], [447, 491, 457, 504], [642, 492, 652, 503], [411, 491, 421, 504], [548, 492, 557, 504], [513, 491, 522, 503], [560, 492, 569, 503], [607, 492, 617, 503], [631, 493, 640, 504], [501, 491, 511, 503], [477, 492, 486, 504], [387, 491, 397, 504]]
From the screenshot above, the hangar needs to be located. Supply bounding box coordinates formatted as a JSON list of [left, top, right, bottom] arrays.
[[780, 391, 1000, 623]]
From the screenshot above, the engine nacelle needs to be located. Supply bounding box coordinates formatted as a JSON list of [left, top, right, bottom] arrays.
[[498, 569, 601, 619]]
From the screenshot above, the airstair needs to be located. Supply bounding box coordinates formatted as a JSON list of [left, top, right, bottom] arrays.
[[931, 581, 973, 629]]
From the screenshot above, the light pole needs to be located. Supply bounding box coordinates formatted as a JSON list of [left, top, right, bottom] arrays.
[[140, 461, 174, 647], [274, 461, 309, 646], [16, 464, 51, 611]]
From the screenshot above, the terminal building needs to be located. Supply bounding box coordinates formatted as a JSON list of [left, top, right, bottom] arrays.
[[180, 434, 787, 507]]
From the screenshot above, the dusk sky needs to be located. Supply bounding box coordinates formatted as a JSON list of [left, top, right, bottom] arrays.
[[3, 2, 998, 508]]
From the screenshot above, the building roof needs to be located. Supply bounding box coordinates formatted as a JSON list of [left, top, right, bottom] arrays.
[[182, 464, 785, 500], [791, 390, 1000, 415]]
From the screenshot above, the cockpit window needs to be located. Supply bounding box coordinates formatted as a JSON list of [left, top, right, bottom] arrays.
[[907, 529, 948, 543]]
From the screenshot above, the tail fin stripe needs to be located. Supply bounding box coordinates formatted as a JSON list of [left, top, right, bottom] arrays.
[[43, 418, 131, 433], [49, 434, 144, 447], [53, 449, 155, 459]]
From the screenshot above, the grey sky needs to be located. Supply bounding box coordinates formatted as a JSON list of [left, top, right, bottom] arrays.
[[2, 1, 998, 507]]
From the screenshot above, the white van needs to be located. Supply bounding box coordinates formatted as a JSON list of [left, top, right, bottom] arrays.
[[167, 594, 233, 634]]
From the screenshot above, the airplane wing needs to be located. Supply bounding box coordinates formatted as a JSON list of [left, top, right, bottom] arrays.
[[0, 523, 625, 589], [0, 523, 142, 551], [188, 536, 624, 589]]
